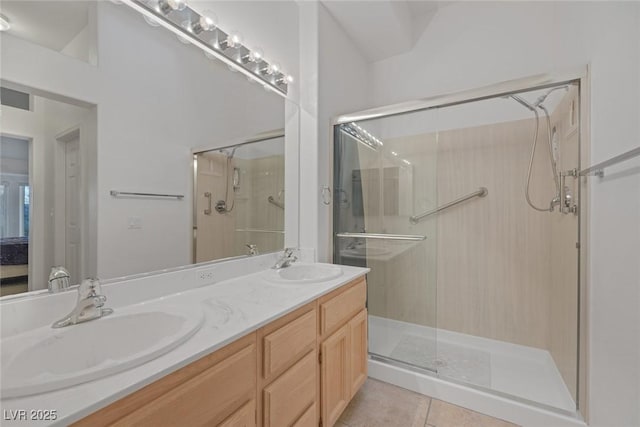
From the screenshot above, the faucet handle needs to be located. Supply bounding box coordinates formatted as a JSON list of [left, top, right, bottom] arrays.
[[48, 266, 70, 293], [283, 247, 295, 256], [77, 277, 103, 301]]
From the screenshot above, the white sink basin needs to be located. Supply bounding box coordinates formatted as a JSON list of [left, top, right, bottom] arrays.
[[264, 263, 343, 284], [1, 304, 204, 398]]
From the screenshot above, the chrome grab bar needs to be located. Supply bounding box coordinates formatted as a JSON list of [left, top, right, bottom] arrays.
[[410, 187, 488, 224], [110, 190, 184, 200], [204, 192, 212, 215], [579, 146, 640, 177], [336, 232, 426, 241], [268, 195, 284, 209]]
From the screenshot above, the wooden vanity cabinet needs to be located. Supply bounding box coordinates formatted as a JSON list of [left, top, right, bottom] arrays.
[[73, 333, 258, 427], [257, 302, 318, 427], [74, 277, 367, 427], [318, 278, 367, 427]]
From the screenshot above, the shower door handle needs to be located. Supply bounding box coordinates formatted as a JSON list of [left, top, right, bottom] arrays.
[[204, 192, 212, 215]]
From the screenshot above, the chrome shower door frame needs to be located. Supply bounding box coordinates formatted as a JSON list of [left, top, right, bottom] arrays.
[[329, 66, 591, 418]]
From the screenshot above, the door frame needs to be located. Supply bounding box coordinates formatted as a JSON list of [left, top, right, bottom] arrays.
[[55, 125, 84, 282]]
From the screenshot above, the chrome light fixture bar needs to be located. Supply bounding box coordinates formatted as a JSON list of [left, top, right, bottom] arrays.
[[120, 0, 293, 96], [339, 123, 383, 150]]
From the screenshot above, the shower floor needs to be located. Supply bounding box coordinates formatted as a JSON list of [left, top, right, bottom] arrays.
[[368, 315, 576, 412]]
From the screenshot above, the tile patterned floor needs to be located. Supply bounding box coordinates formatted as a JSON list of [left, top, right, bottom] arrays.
[[337, 379, 520, 427]]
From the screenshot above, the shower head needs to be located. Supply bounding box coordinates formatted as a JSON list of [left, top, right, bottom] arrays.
[[509, 94, 537, 112], [220, 146, 238, 158], [533, 85, 569, 108]]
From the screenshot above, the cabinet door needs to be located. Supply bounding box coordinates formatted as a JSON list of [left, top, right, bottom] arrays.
[[321, 323, 350, 427], [349, 309, 367, 398], [219, 399, 256, 427]]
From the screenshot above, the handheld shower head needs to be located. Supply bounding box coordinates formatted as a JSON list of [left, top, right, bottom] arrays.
[[533, 85, 569, 107]]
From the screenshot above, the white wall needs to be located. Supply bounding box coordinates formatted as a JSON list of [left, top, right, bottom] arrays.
[[2, 1, 298, 281], [95, 2, 284, 278], [362, 2, 639, 426], [297, 2, 371, 262]]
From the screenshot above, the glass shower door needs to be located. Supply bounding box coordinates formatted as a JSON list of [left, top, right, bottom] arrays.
[[333, 109, 439, 372]]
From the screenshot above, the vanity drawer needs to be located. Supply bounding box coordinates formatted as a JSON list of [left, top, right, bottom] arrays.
[[263, 350, 316, 427], [263, 309, 316, 380], [111, 341, 256, 426], [320, 278, 366, 338]]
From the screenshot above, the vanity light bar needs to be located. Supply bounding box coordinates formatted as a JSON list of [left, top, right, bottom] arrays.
[[120, 0, 292, 96]]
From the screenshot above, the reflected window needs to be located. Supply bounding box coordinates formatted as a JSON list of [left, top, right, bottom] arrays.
[[0, 183, 7, 237], [19, 184, 30, 237]]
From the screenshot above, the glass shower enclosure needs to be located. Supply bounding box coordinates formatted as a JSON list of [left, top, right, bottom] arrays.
[[333, 81, 581, 413]]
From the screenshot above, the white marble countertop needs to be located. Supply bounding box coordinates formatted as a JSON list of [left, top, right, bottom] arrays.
[[0, 261, 368, 426]]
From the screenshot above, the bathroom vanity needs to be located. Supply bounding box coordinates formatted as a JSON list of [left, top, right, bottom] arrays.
[[75, 277, 366, 427], [0, 255, 368, 427]]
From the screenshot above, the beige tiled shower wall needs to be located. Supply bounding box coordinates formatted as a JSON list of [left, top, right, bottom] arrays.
[[434, 117, 554, 350], [195, 152, 237, 262], [196, 154, 284, 262], [234, 156, 285, 255], [364, 99, 578, 364]]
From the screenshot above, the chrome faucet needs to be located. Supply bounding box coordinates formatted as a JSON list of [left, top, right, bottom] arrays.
[[246, 244, 259, 256], [272, 248, 297, 269], [52, 278, 113, 328], [48, 266, 71, 293]]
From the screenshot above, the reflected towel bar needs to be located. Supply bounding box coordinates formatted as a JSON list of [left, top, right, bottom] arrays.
[[410, 187, 488, 224], [336, 232, 426, 241], [110, 190, 184, 200], [579, 146, 640, 177], [267, 196, 284, 209]]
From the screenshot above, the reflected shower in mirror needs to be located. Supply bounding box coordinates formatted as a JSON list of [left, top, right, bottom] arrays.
[[194, 132, 285, 263], [0, 0, 296, 295]]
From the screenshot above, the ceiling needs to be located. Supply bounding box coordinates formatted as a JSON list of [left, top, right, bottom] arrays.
[[321, 0, 447, 62], [0, 1, 90, 51]]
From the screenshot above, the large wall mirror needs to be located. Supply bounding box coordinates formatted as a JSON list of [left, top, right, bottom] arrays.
[[0, 1, 299, 296]]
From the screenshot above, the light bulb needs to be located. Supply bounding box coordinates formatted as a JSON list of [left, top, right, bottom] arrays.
[[228, 32, 242, 48], [176, 33, 190, 44], [276, 74, 294, 85], [249, 48, 263, 62], [143, 14, 161, 27], [159, 0, 186, 15], [169, 0, 187, 10], [242, 48, 263, 64], [191, 11, 217, 34], [0, 14, 11, 31], [219, 32, 242, 50], [268, 62, 280, 75]]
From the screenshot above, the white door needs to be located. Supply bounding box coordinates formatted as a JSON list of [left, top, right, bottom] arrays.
[[65, 138, 81, 283]]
